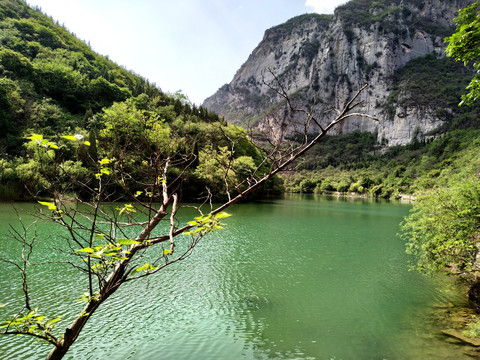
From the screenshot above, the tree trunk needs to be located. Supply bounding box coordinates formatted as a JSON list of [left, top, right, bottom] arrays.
[[46, 299, 102, 360], [46, 206, 167, 359], [46, 261, 126, 359]]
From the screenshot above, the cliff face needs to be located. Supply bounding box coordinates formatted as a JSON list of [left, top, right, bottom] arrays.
[[203, 0, 474, 146]]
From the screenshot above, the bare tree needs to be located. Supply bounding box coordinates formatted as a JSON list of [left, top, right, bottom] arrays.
[[0, 79, 375, 360]]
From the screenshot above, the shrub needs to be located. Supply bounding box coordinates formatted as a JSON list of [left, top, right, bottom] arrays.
[[300, 178, 316, 193]]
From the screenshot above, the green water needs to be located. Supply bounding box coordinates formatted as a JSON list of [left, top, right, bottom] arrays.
[[0, 196, 468, 359]]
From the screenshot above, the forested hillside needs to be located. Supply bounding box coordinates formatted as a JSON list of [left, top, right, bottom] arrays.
[[284, 128, 480, 199], [0, 0, 282, 200]]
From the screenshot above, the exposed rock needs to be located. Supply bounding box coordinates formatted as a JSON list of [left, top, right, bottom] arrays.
[[464, 349, 480, 358], [442, 329, 480, 347], [469, 282, 480, 310], [204, 0, 476, 146]]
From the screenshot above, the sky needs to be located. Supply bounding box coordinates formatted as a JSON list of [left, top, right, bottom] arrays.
[[26, 0, 347, 105]]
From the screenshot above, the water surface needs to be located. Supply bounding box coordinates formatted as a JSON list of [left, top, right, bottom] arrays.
[[0, 196, 467, 359]]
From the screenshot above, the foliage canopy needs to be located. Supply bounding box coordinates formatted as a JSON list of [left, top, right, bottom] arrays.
[[446, 2, 480, 106], [401, 180, 480, 273]]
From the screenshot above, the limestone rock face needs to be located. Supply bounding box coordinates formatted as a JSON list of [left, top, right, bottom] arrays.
[[203, 0, 474, 146]]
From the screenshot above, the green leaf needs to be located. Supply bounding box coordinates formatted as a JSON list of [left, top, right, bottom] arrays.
[[117, 204, 135, 214], [103, 251, 118, 257], [83, 141, 91, 146], [77, 292, 100, 302], [76, 248, 94, 253], [134, 263, 148, 272], [38, 201, 57, 211], [117, 238, 140, 245], [26, 133, 43, 141], [49, 316, 62, 324], [134, 263, 159, 273], [195, 214, 211, 222], [215, 212, 232, 219], [163, 249, 172, 255], [62, 135, 78, 141]]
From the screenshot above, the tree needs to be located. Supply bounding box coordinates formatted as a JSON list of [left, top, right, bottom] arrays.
[[401, 180, 480, 274], [445, 2, 480, 106], [0, 80, 374, 359]]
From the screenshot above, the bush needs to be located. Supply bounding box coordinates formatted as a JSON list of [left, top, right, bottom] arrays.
[[337, 181, 350, 192], [320, 180, 334, 192], [300, 178, 316, 193], [0, 48, 33, 78], [371, 184, 384, 197]]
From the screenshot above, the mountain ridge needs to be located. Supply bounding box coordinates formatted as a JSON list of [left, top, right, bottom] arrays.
[[203, 0, 476, 146]]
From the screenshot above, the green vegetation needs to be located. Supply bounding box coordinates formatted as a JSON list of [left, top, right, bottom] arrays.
[[336, 0, 453, 38], [284, 128, 480, 198], [398, 2, 480, 298], [401, 177, 480, 273], [464, 316, 480, 338], [264, 13, 333, 42], [385, 54, 479, 122], [445, 2, 480, 106], [0, 0, 280, 201]]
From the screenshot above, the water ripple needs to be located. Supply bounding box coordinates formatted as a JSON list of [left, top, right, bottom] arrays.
[[0, 200, 468, 360]]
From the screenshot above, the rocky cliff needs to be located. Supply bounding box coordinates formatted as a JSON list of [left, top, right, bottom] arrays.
[[203, 0, 475, 146]]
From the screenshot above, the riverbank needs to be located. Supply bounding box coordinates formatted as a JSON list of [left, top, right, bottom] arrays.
[[284, 190, 416, 202], [431, 299, 480, 357]]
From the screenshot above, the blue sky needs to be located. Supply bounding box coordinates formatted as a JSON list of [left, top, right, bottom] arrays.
[[26, 0, 346, 105]]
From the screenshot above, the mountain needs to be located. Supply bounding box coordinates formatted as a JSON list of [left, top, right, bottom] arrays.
[[203, 0, 477, 146]]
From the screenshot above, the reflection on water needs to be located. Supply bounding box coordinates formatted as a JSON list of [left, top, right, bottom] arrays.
[[0, 196, 470, 359]]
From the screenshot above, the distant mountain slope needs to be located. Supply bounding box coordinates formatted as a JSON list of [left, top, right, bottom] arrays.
[[0, 0, 161, 153], [203, 0, 478, 146], [1, 0, 281, 202], [0, 0, 226, 156]]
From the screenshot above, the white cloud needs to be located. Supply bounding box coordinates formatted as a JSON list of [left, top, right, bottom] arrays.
[[305, 0, 347, 14]]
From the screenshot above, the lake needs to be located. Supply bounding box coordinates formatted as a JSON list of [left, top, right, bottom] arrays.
[[0, 195, 469, 359]]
